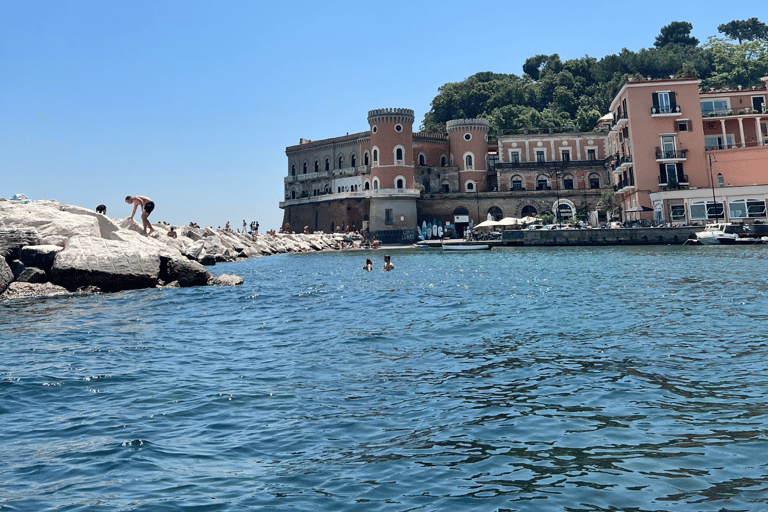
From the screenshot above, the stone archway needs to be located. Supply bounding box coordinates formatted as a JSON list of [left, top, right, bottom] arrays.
[[520, 205, 537, 217]]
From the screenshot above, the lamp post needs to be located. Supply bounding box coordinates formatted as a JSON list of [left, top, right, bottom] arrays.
[[554, 166, 562, 228]]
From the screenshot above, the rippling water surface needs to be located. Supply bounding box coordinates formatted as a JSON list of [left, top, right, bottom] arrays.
[[3, 245, 768, 511]]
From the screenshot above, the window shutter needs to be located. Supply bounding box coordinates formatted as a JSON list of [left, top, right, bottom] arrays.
[[652, 93, 659, 109], [659, 163, 666, 182], [669, 92, 676, 110], [676, 162, 684, 182]]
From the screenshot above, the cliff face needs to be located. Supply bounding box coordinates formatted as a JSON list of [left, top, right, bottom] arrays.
[[0, 199, 346, 301]]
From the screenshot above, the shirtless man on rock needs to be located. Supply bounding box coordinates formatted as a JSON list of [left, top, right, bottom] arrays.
[[125, 195, 156, 235]]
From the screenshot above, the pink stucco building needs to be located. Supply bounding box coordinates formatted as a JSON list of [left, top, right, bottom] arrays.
[[608, 75, 768, 225]]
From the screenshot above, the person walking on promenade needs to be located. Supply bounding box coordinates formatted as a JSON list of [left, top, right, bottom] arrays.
[[125, 195, 155, 236]]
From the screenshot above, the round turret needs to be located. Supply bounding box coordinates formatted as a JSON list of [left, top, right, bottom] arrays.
[[447, 118, 490, 192], [367, 108, 415, 190]]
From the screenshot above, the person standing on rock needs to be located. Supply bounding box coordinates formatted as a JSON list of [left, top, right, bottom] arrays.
[[125, 195, 155, 236]]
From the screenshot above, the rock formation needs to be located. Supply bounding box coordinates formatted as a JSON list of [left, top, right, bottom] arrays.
[[0, 198, 365, 301]]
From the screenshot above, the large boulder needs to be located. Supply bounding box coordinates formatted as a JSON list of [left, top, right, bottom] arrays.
[[51, 235, 161, 292], [209, 274, 244, 286], [0, 202, 104, 239], [160, 256, 213, 287], [0, 282, 70, 301], [0, 258, 12, 295], [19, 245, 63, 271], [16, 267, 48, 284], [0, 229, 43, 260]]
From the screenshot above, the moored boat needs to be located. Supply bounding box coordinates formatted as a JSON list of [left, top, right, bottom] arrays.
[[695, 223, 739, 245], [441, 241, 491, 251]]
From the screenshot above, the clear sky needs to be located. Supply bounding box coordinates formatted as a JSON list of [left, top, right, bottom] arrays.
[[2, 1, 762, 231]]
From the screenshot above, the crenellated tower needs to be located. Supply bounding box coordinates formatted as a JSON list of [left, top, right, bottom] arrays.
[[367, 108, 415, 190], [365, 108, 418, 234], [446, 118, 490, 192]]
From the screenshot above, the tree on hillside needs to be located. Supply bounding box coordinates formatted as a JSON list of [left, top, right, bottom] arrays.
[[718, 18, 768, 44], [654, 21, 699, 48], [701, 36, 768, 91]]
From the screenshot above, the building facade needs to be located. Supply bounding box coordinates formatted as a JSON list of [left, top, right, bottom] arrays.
[[281, 109, 611, 241], [607, 75, 768, 225]]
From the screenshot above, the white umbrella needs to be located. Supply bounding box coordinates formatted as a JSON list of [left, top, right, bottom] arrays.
[[497, 217, 521, 226], [474, 219, 499, 229]]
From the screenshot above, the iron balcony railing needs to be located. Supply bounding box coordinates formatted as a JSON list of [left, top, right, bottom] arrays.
[[655, 148, 688, 160], [658, 174, 689, 186], [496, 159, 604, 170]]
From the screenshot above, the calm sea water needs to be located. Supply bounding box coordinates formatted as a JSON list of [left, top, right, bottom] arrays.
[[2, 245, 768, 512]]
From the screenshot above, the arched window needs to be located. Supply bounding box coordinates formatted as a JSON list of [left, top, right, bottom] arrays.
[[364, 181, 370, 190], [373, 149, 378, 164], [419, 154, 425, 166], [396, 148, 403, 161], [351, 154, 356, 167], [325, 158, 330, 171], [314, 161, 319, 172], [465, 155, 473, 169], [303, 163, 307, 174], [441, 156, 447, 167], [291, 190, 296, 199], [338, 156, 344, 169], [291, 164, 296, 176], [364, 152, 369, 165], [717, 173, 724, 188], [373, 179, 379, 190], [396, 178, 404, 189], [467, 181, 474, 191], [488, 206, 503, 221], [521, 205, 537, 217], [589, 173, 600, 189]]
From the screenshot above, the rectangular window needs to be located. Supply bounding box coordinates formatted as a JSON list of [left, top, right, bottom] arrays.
[[665, 163, 677, 184], [677, 120, 689, 131], [563, 178, 574, 190], [729, 199, 767, 218], [661, 136, 677, 158], [590, 177, 600, 189], [701, 99, 729, 116], [705, 135, 734, 150], [536, 151, 545, 163], [587, 149, 596, 161], [510, 151, 520, 164], [657, 92, 671, 113], [670, 205, 686, 222], [561, 150, 570, 162], [690, 202, 724, 220], [385, 209, 393, 225], [537, 179, 548, 190], [512, 180, 523, 191], [487, 154, 499, 171]]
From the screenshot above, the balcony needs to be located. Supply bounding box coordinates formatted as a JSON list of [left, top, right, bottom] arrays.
[[658, 174, 689, 188], [496, 158, 606, 170], [655, 148, 687, 161], [651, 105, 682, 116], [614, 178, 635, 192]]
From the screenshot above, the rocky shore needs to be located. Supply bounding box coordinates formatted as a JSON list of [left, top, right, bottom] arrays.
[[0, 198, 354, 301]]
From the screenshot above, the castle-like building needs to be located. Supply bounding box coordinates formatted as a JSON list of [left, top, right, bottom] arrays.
[[280, 109, 610, 241], [280, 74, 768, 239]]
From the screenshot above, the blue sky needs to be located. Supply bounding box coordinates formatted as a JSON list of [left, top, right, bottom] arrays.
[[2, 1, 762, 231]]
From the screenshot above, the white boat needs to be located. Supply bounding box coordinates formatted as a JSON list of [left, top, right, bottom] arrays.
[[441, 242, 491, 251], [695, 223, 739, 245]]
